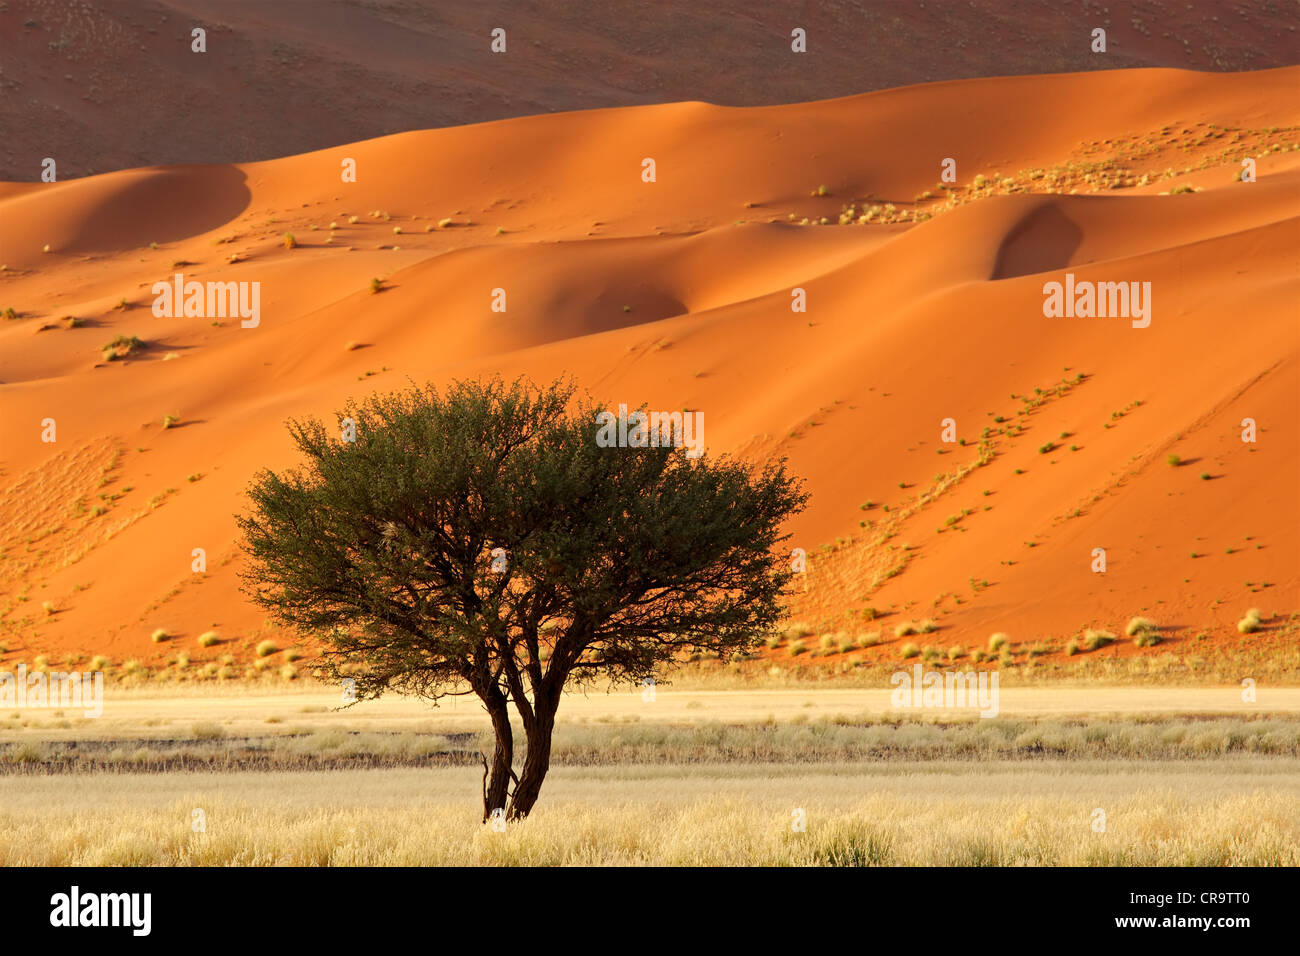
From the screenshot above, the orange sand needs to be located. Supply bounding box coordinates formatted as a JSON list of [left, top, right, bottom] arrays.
[[1, 66, 1296, 662]]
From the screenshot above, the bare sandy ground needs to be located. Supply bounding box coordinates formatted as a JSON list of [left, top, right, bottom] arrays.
[[6, 686, 1294, 741]]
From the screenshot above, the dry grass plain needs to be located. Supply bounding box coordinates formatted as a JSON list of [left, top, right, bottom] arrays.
[[0, 760, 1296, 866], [2, 685, 1299, 865]]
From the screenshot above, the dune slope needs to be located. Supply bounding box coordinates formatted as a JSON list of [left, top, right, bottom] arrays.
[[1, 66, 1297, 666]]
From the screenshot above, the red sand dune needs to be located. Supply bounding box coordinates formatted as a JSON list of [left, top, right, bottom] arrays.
[[1, 66, 1297, 664]]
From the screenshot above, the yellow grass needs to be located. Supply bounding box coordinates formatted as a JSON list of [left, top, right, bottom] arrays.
[[0, 760, 1295, 865], [2, 689, 1298, 865]]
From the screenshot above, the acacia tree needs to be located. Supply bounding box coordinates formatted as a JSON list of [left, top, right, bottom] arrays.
[[238, 377, 806, 819]]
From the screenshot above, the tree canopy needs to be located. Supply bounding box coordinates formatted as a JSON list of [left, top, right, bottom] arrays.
[[238, 376, 807, 818]]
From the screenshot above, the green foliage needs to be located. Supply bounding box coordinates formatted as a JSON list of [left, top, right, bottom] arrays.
[[238, 377, 807, 816]]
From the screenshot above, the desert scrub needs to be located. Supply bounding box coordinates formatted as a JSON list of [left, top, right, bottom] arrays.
[[102, 335, 144, 361], [1126, 617, 1159, 647], [198, 631, 220, 647], [1238, 608, 1263, 634], [899, 642, 920, 659], [191, 722, 225, 741], [894, 622, 918, 638], [150, 628, 168, 643], [1126, 617, 1157, 637], [369, 277, 384, 294], [283, 233, 297, 249], [1081, 629, 1115, 651], [789, 640, 807, 657], [256, 640, 279, 658], [988, 633, 1008, 652]]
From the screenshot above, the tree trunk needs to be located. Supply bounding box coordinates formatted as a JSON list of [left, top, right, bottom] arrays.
[[506, 706, 555, 819], [481, 692, 514, 823]]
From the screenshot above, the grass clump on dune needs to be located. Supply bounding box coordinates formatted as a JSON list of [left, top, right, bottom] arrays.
[[1126, 617, 1156, 637], [1127, 617, 1160, 647], [1237, 608, 1264, 634], [198, 631, 220, 648], [1081, 629, 1115, 651], [101, 335, 144, 361]]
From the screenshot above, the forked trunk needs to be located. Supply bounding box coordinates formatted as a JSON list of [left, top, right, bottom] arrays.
[[481, 693, 514, 822], [506, 709, 555, 819]]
